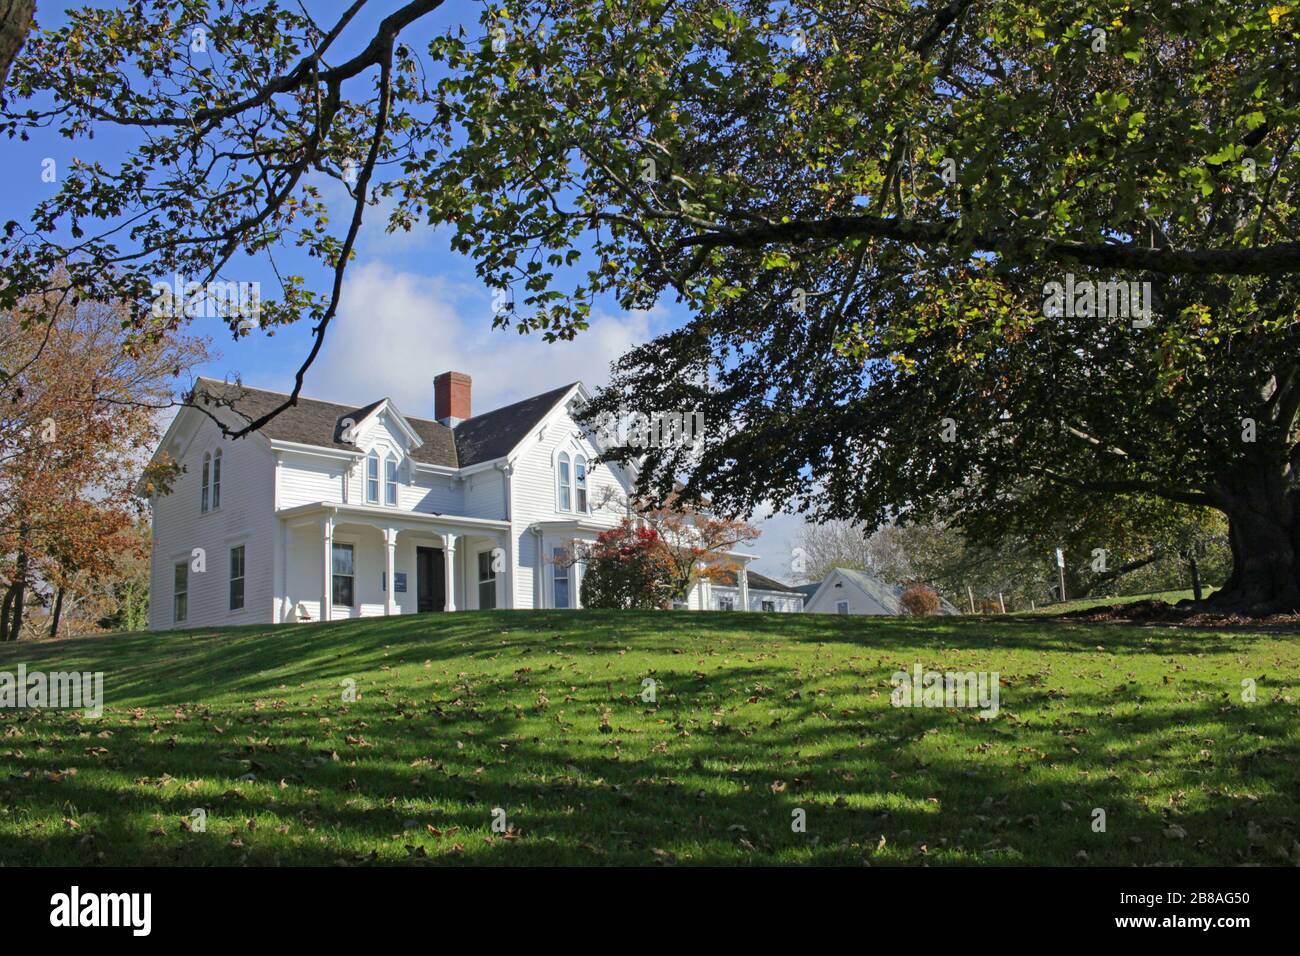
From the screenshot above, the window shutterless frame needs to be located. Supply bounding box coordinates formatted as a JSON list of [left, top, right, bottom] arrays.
[[332, 543, 355, 608], [553, 548, 570, 608], [229, 545, 245, 611], [385, 455, 398, 506], [200, 453, 210, 514], [477, 551, 497, 609], [366, 452, 379, 504], [173, 562, 188, 623], [211, 449, 222, 509], [557, 453, 571, 511], [575, 455, 589, 512]]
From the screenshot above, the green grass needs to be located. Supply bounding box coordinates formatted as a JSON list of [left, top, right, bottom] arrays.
[[0, 610, 1296, 866], [1015, 588, 1210, 616]]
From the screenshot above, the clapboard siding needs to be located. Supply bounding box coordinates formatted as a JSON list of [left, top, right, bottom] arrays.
[[405, 469, 461, 514], [279, 451, 348, 508], [462, 469, 504, 520], [711, 585, 803, 613], [149, 411, 276, 630], [508, 403, 633, 608]]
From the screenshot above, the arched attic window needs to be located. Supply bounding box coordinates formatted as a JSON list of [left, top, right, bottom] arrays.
[[574, 454, 588, 512], [557, 452, 572, 511], [385, 453, 398, 506], [200, 452, 211, 513], [366, 450, 380, 504], [211, 449, 222, 509]]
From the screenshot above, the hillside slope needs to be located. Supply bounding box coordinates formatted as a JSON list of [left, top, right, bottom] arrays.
[[0, 610, 1296, 865]]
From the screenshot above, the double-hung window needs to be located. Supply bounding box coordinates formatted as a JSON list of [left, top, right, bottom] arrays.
[[332, 543, 355, 608], [173, 562, 188, 622], [557, 453, 571, 511], [553, 548, 570, 608], [229, 546, 245, 611], [366, 452, 379, 504], [385, 455, 398, 506], [200, 453, 211, 513], [211, 449, 222, 509], [574, 455, 588, 512], [477, 551, 497, 609]]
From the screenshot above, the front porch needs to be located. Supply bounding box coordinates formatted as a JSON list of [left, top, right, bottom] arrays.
[[275, 502, 511, 623]]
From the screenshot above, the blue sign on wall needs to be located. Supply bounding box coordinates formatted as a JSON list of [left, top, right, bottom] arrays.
[[394, 572, 407, 593]]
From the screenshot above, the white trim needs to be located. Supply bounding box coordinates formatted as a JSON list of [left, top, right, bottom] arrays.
[[504, 383, 586, 465], [268, 438, 365, 460], [445, 457, 508, 478], [411, 460, 461, 476], [348, 398, 426, 451], [277, 500, 511, 532]]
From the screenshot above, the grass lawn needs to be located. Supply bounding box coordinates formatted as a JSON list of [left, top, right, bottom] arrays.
[[1016, 589, 1212, 617], [0, 610, 1296, 866]]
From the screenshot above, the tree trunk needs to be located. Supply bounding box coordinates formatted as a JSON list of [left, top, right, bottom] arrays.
[[0, 582, 14, 642], [0, 0, 36, 97], [7, 547, 28, 639], [1188, 555, 1202, 602], [1206, 470, 1300, 614], [2, 535, 30, 639], [49, 585, 65, 638]]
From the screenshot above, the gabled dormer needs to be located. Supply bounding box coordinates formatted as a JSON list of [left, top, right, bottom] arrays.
[[336, 399, 427, 508]]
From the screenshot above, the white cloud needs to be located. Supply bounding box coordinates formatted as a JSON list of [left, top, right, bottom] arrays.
[[305, 261, 656, 418]]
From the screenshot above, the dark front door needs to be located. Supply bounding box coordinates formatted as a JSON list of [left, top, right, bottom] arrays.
[[415, 547, 446, 612]]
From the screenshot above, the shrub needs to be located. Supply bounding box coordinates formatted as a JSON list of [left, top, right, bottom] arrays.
[[578, 520, 678, 609], [900, 585, 941, 616]]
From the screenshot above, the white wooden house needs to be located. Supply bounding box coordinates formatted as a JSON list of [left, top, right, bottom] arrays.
[[146, 373, 790, 628]]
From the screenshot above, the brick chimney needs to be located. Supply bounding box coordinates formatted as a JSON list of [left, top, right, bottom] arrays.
[[434, 371, 471, 426]]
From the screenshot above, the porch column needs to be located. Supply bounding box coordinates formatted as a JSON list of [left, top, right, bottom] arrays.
[[384, 528, 398, 616], [444, 532, 457, 612], [739, 564, 750, 611], [499, 532, 512, 609], [322, 516, 334, 622]]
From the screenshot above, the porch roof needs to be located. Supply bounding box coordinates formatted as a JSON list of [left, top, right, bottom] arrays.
[[277, 501, 510, 534], [530, 518, 622, 535]]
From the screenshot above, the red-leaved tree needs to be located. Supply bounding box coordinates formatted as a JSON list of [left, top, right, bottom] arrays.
[[577, 521, 677, 610]]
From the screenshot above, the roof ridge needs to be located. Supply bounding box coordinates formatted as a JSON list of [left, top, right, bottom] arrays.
[[448, 381, 578, 427], [195, 377, 373, 415], [195, 377, 579, 426]]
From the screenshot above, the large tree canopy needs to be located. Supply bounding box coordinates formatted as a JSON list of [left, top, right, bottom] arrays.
[[4, 1, 1299, 612], [423, 0, 1300, 613]]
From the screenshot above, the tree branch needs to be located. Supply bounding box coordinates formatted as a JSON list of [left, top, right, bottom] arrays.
[[673, 213, 1300, 277]]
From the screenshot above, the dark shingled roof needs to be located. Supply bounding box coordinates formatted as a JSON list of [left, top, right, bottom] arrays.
[[191, 377, 574, 469], [452, 383, 577, 467], [716, 569, 803, 594]]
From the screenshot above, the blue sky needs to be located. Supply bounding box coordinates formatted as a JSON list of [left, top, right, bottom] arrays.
[[2, 0, 807, 579]]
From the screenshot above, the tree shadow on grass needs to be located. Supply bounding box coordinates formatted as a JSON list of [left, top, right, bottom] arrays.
[[0, 609, 1280, 705], [1, 651, 1295, 866]]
